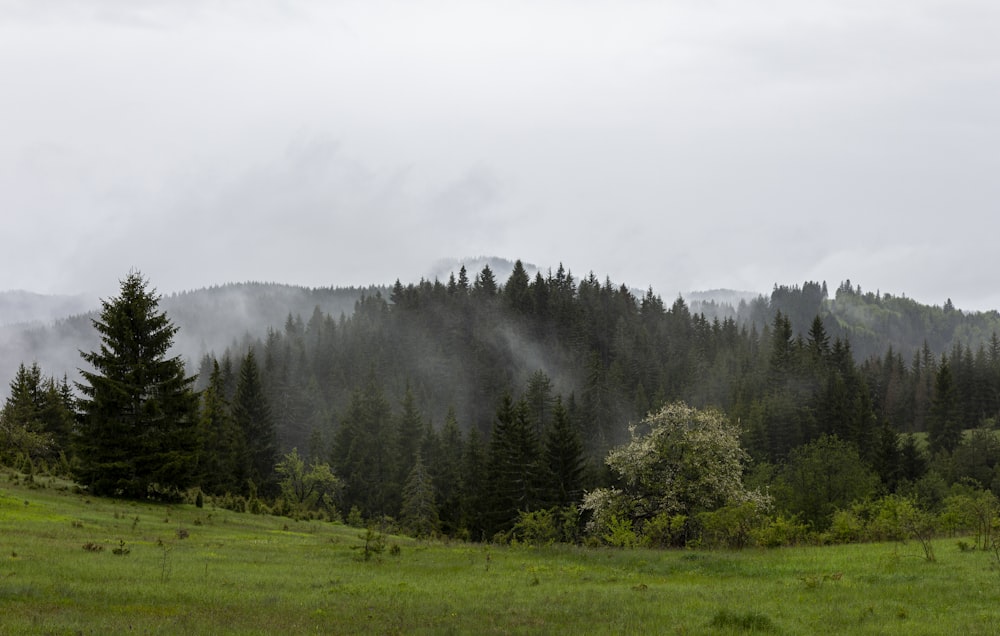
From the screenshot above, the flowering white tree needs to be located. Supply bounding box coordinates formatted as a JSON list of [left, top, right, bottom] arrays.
[[582, 402, 769, 539]]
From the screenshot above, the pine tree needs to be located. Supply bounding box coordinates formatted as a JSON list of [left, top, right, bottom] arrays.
[[394, 385, 424, 488], [472, 264, 498, 298], [461, 426, 488, 540], [806, 315, 830, 362], [196, 359, 241, 495], [523, 369, 555, 438], [899, 433, 928, 484], [4, 363, 46, 434], [435, 407, 465, 535], [928, 359, 961, 455], [232, 348, 277, 495], [486, 394, 542, 536], [1, 362, 68, 464], [400, 451, 439, 537], [544, 396, 585, 507], [332, 374, 395, 519], [75, 271, 199, 498], [503, 259, 532, 314]]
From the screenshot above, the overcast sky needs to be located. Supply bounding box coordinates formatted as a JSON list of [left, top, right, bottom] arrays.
[[2, 0, 999, 311]]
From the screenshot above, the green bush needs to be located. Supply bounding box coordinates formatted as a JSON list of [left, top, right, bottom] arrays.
[[697, 502, 765, 550], [641, 512, 688, 548], [754, 515, 809, 548], [602, 515, 638, 548], [509, 509, 559, 546]]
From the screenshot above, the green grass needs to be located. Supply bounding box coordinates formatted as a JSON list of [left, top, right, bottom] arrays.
[[4, 475, 1000, 635]]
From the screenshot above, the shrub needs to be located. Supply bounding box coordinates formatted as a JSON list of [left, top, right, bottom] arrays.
[[829, 508, 865, 544], [509, 509, 559, 546], [754, 515, 809, 548], [697, 502, 766, 550], [602, 515, 638, 548], [641, 512, 688, 548], [346, 506, 364, 528]]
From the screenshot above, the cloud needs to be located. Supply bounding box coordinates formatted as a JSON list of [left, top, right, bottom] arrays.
[[2, 0, 1000, 311]]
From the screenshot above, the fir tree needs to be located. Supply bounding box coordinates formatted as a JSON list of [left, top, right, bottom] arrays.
[[232, 348, 277, 495], [196, 359, 241, 495], [928, 359, 961, 455], [461, 427, 489, 540], [75, 271, 199, 498], [544, 396, 585, 507], [332, 374, 395, 519], [1, 362, 70, 464], [503, 259, 532, 314], [395, 385, 424, 487], [400, 451, 439, 537], [485, 394, 542, 536], [473, 264, 498, 297], [435, 406, 465, 535]]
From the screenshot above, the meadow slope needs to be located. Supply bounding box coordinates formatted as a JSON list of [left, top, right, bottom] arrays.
[[2, 475, 1000, 635]]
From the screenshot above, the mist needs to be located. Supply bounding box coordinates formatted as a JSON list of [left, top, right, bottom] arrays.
[[3, 1, 1000, 310]]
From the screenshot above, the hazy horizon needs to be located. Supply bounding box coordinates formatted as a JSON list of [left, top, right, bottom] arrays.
[[4, 1, 999, 310]]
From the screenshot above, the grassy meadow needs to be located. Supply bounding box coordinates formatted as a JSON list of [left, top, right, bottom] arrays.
[[3, 475, 1000, 635]]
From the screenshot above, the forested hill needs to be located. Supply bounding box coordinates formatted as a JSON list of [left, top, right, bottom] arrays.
[[0, 282, 376, 393], [7, 261, 1000, 536], [696, 279, 1000, 363], [4, 268, 1000, 437], [166, 264, 1000, 464]]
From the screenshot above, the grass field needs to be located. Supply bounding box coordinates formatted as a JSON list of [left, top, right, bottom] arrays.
[[3, 475, 1000, 635]]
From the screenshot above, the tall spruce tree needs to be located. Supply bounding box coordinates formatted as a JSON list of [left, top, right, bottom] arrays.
[[485, 394, 543, 536], [196, 359, 241, 495], [544, 396, 586, 508], [929, 359, 961, 455], [435, 406, 465, 535], [75, 271, 199, 498], [232, 348, 277, 496], [400, 451, 439, 537], [332, 374, 395, 519], [395, 385, 424, 488]]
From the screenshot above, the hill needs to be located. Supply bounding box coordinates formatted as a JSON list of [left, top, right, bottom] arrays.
[[7, 260, 1000, 548], [0, 290, 95, 327], [0, 282, 376, 392]]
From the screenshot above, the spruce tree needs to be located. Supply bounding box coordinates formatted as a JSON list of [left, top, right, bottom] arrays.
[[75, 271, 198, 498], [929, 359, 961, 455], [485, 394, 542, 536], [332, 374, 395, 519], [1, 362, 71, 464], [544, 396, 585, 508], [394, 385, 424, 488], [196, 359, 241, 495], [503, 259, 532, 314], [461, 426, 488, 540], [232, 348, 277, 496], [435, 407, 465, 535], [400, 451, 439, 537]]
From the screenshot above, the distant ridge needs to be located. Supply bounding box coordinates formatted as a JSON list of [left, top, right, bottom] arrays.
[[0, 290, 96, 327], [4, 262, 1000, 399], [427, 257, 542, 284], [685, 289, 760, 307]]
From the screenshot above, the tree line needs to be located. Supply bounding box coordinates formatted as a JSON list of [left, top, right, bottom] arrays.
[[4, 266, 1000, 546]]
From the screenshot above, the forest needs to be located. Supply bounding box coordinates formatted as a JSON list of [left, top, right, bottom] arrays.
[[4, 262, 1000, 547]]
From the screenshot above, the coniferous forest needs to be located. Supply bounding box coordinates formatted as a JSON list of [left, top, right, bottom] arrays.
[[5, 262, 1000, 546]]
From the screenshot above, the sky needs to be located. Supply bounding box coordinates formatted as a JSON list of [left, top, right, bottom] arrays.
[[2, 0, 1000, 311]]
